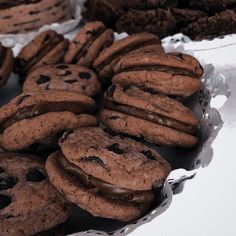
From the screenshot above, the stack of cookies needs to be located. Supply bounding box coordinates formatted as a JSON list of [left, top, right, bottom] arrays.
[[83, 0, 236, 40], [0, 20, 205, 234]]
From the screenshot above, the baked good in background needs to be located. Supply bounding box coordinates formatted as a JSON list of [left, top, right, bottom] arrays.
[[82, 0, 236, 39], [0, 0, 72, 35]]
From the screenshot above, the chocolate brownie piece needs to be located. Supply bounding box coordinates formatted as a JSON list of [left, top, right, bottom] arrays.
[[183, 9, 236, 40], [0, 152, 71, 236], [93, 33, 163, 82], [14, 30, 69, 76], [45, 127, 171, 221], [0, 90, 96, 151], [113, 52, 203, 97], [64, 21, 114, 68], [0, 0, 72, 34], [0, 43, 13, 88], [116, 9, 176, 38], [23, 64, 101, 97]]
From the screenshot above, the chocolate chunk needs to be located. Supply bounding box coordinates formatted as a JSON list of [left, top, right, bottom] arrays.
[[80, 156, 105, 168], [0, 177, 17, 190], [0, 194, 11, 210], [26, 168, 46, 182], [141, 150, 156, 161], [107, 143, 125, 155], [79, 72, 91, 80], [86, 29, 98, 36], [56, 65, 69, 69], [65, 79, 78, 84], [109, 116, 120, 120], [16, 95, 31, 105], [37, 75, 51, 84], [63, 70, 72, 76]]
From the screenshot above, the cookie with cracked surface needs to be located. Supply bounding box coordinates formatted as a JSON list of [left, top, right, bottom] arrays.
[[64, 21, 114, 68], [182, 9, 236, 40], [0, 152, 71, 236], [116, 9, 176, 38], [0, 90, 96, 151], [45, 127, 170, 221], [23, 64, 101, 97], [93, 33, 163, 82], [113, 53, 203, 97], [101, 84, 199, 148], [14, 30, 69, 76], [0, 43, 13, 88]]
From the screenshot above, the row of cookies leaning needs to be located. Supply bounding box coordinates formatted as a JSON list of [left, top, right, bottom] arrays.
[[0, 21, 203, 234]]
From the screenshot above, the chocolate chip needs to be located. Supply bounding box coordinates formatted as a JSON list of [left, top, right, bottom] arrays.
[[60, 130, 73, 143], [63, 70, 72, 76], [0, 177, 17, 190], [0, 194, 11, 210], [79, 72, 91, 80], [109, 116, 120, 120], [16, 95, 31, 105], [26, 168, 46, 182], [80, 156, 105, 168], [107, 85, 116, 97], [37, 75, 51, 84], [107, 143, 125, 155], [86, 29, 98, 36], [0, 167, 4, 173], [65, 79, 77, 84], [56, 65, 69, 69], [141, 150, 156, 161], [123, 85, 131, 92]]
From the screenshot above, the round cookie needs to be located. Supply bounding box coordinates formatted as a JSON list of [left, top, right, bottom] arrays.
[[64, 21, 114, 68], [14, 30, 69, 76], [0, 43, 13, 88], [93, 32, 163, 82], [46, 127, 171, 222], [23, 64, 101, 97], [0, 90, 97, 151], [113, 52, 203, 97], [101, 84, 199, 148], [0, 152, 71, 236]]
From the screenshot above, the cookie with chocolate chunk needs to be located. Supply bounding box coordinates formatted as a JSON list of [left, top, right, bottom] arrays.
[[14, 30, 69, 76], [0, 152, 71, 236], [116, 9, 176, 38], [100, 84, 199, 148], [0, 43, 13, 88], [64, 21, 114, 68], [113, 52, 203, 97], [23, 64, 101, 97], [93, 33, 164, 82], [183, 9, 236, 40], [0, 90, 96, 151], [46, 127, 171, 222]]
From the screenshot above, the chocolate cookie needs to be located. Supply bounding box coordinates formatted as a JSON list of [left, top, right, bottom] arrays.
[[116, 9, 176, 38], [101, 85, 199, 148], [14, 30, 69, 76], [93, 33, 163, 81], [64, 21, 114, 68], [183, 9, 236, 40], [0, 0, 72, 34], [113, 53, 203, 97], [0, 90, 96, 151], [46, 127, 171, 222], [23, 64, 101, 97], [0, 43, 13, 88], [0, 152, 71, 236]]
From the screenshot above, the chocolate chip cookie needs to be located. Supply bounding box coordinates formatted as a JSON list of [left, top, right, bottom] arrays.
[[113, 52, 203, 97], [100, 85, 199, 148], [93, 33, 164, 82], [0, 90, 97, 151], [23, 64, 101, 97], [64, 21, 114, 68], [0, 43, 13, 88], [0, 152, 71, 236], [14, 30, 69, 76], [46, 127, 171, 222]]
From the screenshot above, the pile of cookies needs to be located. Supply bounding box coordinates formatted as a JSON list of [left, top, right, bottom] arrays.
[[83, 0, 236, 40], [0, 21, 204, 235]]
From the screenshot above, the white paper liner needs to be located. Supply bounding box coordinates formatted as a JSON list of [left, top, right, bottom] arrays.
[[0, 0, 82, 48]]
